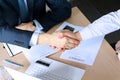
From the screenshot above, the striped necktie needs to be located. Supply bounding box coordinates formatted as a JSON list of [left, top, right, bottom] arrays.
[[18, 0, 28, 22]]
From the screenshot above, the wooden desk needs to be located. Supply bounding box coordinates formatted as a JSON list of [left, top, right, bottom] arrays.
[[0, 43, 29, 72], [47, 7, 120, 80], [1, 7, 120, 80]]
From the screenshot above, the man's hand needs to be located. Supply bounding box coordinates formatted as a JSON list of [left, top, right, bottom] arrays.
[[16, 22, 35, 31], [37, 30, 80, 51], [59, 30, 81, 41]]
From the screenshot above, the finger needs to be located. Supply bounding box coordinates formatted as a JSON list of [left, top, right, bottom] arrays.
[[16, 26, 25, 30], [67, 37, 80, 45], [16, 26, 21, 29], [62, 30, 77, 39], [57, 30, 73, 39], [64, 43, 78, 50], [58, 48, 66, 51], [56, 48, 66, 53], [58, 33, 64, 39], [49, 45, 57, 49]]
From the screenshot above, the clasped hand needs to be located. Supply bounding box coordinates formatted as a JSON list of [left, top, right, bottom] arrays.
[[38, 30, 81, 51], [16, 22, 81, 51], [48, 30, 80, 51]]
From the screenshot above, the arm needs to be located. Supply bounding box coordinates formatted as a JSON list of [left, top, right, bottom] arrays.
[[79, 9, 120, 40], [37, 30, 80, 50], [0, 6, 34, 48], [0, 25, 33, 48], [54, 9, 120, 50], [16, 23, 80, 50]]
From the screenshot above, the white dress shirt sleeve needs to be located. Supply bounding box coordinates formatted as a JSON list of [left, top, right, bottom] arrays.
[[29, 20, 44, 46], [79, 9, 120, 40]]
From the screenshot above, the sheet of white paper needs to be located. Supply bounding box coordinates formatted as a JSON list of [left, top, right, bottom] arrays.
[[56, 22, 104, 65], [60, 36, 104, 65], [23, 45, 58, 63]]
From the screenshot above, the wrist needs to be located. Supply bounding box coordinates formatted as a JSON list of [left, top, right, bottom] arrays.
[[37, 33, 50, 45]]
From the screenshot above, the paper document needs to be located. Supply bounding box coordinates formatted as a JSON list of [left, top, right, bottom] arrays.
[[57, 22, 104, 65], [23, 45, 58, 63], [60, 36, 104, 65]]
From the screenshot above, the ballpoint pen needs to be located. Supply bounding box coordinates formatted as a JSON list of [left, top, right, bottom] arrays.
[[3, 59, 23, 67]]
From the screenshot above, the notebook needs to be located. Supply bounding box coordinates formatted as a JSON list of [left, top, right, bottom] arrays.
[[25, 58, 85, 80], [3, 43, 28, 56]]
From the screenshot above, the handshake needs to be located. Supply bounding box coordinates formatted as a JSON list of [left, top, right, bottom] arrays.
[[37, 30, 81, 51], [16, 22, 81, 51]]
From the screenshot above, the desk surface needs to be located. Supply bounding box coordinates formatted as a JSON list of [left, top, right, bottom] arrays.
[[1, 7, 120, 80]]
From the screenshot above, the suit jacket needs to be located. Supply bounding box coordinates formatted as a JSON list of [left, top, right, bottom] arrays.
[[0, 0, 71, 48]]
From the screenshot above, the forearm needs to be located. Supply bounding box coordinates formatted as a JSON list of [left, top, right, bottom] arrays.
[[0, 25, 33, 48], [80, 9, 120, 40], [37, 33, 50, 45]]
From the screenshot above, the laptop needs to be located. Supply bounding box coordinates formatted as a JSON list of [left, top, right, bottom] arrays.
[[4, 67, 41, 80], [25, 58, 85, 80]]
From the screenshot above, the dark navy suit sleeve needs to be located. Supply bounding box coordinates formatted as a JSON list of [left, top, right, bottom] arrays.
[[0, 25, 33, 48], [0, 0, 33, 48], [37, 0, 72, 32]]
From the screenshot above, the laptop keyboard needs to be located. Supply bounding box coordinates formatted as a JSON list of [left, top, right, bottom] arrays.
[[25, 63, 72, 80]]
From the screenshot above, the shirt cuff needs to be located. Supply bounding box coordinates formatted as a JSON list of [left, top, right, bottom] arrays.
[[33, 20, 43, 33], [29, 20, 44, 46], [29, 31, 44, 46]]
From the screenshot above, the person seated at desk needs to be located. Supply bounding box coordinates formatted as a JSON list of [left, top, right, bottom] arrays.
[[0, 0, 80, 50], [59, 9, 120, 53]]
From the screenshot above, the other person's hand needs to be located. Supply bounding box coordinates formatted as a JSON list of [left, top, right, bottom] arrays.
[[59, 30, 81, 41]]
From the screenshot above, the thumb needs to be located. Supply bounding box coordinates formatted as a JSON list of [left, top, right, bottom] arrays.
[[16, 26, 21, 29], [58, 33, 64, 39], [16, 26, 25, 30]]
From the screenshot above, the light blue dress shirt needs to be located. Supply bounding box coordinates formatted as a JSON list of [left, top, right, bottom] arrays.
[[29, 20, 44, 46], [24, 0, 44, 46]]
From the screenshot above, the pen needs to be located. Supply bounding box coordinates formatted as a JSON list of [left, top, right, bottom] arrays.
[[3, 59, 23, 67]]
